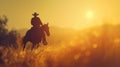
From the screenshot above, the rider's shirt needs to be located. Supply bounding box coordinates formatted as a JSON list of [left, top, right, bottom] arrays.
[[31, 17, 43, 26]]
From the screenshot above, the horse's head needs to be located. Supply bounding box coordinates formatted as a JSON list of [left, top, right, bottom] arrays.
[[42, 23, 50, 36]]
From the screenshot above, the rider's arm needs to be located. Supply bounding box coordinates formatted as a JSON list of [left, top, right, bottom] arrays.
[[39, 18, 43, 25]]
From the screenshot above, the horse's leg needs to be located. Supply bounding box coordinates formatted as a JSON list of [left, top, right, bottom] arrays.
[[31, 43, 35, 50], [42, 33, 48, 45], [36, 43, 39, 49], [23, 44, 25, 51], [22, 38, 27, 51], [42, 38, 48, 45], [23, 29, 31, 51], [23, 42, 27, 51], [22, 36, 28, 51]]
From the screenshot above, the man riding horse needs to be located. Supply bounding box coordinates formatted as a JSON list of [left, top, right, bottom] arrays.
[[22, 12, 50, 50], [31, 12, 47, 45]]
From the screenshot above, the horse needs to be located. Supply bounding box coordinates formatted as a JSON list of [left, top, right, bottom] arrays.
[[22, 23, 50, 50]]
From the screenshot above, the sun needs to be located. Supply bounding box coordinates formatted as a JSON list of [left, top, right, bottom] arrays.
[[86, 11, 94, 19]]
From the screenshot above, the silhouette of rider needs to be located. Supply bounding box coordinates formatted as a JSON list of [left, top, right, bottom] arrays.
[[31, 12, 47, 45], [31, 12, 43, 27]]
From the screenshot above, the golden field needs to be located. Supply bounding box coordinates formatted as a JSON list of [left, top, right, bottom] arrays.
[[0, 23, 120, 67]]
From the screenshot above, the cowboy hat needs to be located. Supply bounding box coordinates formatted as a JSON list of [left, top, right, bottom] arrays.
[[32, 12, 39, 16]]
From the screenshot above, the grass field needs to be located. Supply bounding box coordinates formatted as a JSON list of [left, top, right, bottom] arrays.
[[0, 24, 120, 67]]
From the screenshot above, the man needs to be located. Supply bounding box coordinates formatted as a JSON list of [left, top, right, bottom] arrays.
[[31, 12, 43, 27], [31, 12, 47, 45]]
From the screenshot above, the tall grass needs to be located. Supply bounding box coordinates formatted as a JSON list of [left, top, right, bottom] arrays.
[[0, 24, 120, 67]]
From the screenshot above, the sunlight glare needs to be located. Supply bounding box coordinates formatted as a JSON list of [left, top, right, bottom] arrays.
[[86, 11, 94, 19]]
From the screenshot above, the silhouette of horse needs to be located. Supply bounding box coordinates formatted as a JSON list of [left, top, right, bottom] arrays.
[[22, 23, 50, 50]]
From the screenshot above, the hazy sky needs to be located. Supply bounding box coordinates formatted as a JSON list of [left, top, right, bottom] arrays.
[[0, 0, 120, 29]]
